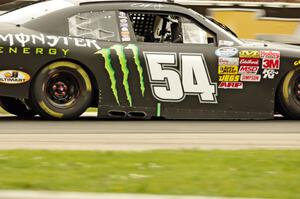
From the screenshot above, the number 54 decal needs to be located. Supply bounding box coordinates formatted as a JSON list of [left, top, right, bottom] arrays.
[[144, 52, 218, 104]]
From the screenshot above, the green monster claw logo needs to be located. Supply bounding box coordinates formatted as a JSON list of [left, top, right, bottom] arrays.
[[96, 44, 144, 107]]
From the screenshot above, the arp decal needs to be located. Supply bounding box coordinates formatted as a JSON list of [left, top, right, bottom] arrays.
[[218, 82, 243, 89], [218, 57, 239, 66], [218, 66, 239, 75], [239, 58, 259, 67], [0, 70, 30, 84], [0, 47, 69, 56], [96, 44, 145, 107], [0, 33, 101, 50], [144, 52, 218, 104], [239, 50, 260, 58], [219, 75, 240, 82], [240, 74, 261, 82], [215, 47, 238, 57]]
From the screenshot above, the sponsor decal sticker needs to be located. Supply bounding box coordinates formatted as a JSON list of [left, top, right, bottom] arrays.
[[219, 75, 240, 82], [260, 50, 280, 59], [218, 82, 243, 89], [239, 66, 259, 74], [239, 58, 259, 66], [294, 60, 300, 66], [95, 44, 145, 107], [0, 70, 30, 84], [218, 57, 239, 66], [0, 46, 69, 56], [239, 50, 260, 58], [0, 33, 101, 50], [218, 66, 238, 75], [219, 40, 234, 47], [215, 47, 238, 57], [262, 58, 280, 70], [119, 12, 131, 42], [240, 74, 261, 82], [263, 69, 279, 79]]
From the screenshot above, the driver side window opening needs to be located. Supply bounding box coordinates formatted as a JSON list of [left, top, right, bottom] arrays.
[[127, 12, 216, 45]]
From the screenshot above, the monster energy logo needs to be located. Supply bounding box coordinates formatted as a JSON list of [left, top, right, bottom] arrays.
[[96, 44, 145, 107]]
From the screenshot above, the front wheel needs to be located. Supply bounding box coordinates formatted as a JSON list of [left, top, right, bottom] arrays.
[[277, 68, 300, 119], [30, 61, 92, 119]]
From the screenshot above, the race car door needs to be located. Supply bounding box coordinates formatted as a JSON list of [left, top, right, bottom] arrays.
[[121, 11, 226, 119]]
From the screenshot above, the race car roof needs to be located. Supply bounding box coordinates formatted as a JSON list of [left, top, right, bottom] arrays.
[[79, 0, 174, 5]]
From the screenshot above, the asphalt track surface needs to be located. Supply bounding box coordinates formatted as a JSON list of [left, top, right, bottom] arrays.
[[0, 114, 300, 151]]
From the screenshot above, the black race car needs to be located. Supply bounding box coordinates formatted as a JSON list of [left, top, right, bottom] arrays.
[[0, 0, 300, 120]]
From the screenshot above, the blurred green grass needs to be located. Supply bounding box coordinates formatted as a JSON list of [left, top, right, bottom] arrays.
[[0, 150, 299, 198]]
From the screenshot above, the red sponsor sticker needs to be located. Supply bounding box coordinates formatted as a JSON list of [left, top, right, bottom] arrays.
[[262, 58, 280, 70], [239, 58, 259, 66], [239, 66, 259, 74], [240, 74, 261, 82], [260, 51, 280, 59], [218, 82, 243, 89]]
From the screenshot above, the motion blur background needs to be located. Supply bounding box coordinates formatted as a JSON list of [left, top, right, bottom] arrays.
[[2, 0, 300, 45]]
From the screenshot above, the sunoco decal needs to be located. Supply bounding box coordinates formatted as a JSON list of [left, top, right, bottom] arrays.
[[96, 44, 145, 107], [0, 70, 30, 84], [215, 47, 238, 57]]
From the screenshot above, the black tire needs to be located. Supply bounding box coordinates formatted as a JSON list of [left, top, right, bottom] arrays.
[[0, 97, 36, 117], [277, 68, 300, 119], [30, 61, 92, 119]]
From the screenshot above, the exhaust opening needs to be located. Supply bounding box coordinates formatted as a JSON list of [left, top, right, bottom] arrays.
[[107, 110, 126, 118], [128, 111, 147, 119]]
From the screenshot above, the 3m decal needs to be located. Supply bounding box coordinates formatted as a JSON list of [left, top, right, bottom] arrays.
[[219, 75, 240, 82], [144, 52, 217, 104], [0, 47, 69, 56], [294, 60, 300, 66], [96, 44, 144, 107], [0, 70, 30, 84], [239, 50, 260, 58], [218, 82, 243, 89], [218, 57, 239, 66], [260, 51, 280, 59], [239, 66, 259, 74], [239, 58, 259, 66], [218, 66, 238, 75], [0, 33, 101, 50], [215, 47, 238, 57], [240, 74, 261, 82], [263, 69, 279, 79], [262, 58, 280, 70]]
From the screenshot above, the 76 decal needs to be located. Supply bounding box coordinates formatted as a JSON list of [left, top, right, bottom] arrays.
[[144, 52, 218, 103]]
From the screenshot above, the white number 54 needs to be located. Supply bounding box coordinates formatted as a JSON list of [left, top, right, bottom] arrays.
[[144, 52, 217, 103]]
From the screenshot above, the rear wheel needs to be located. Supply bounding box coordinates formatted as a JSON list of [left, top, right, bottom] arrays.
[[0, 97, 36, 117], [277, 68, 300, 119], [30, 61, 92, 119]]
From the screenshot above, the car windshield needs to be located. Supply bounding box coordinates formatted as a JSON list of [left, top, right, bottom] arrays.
[[0, 0, 75, 25]]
